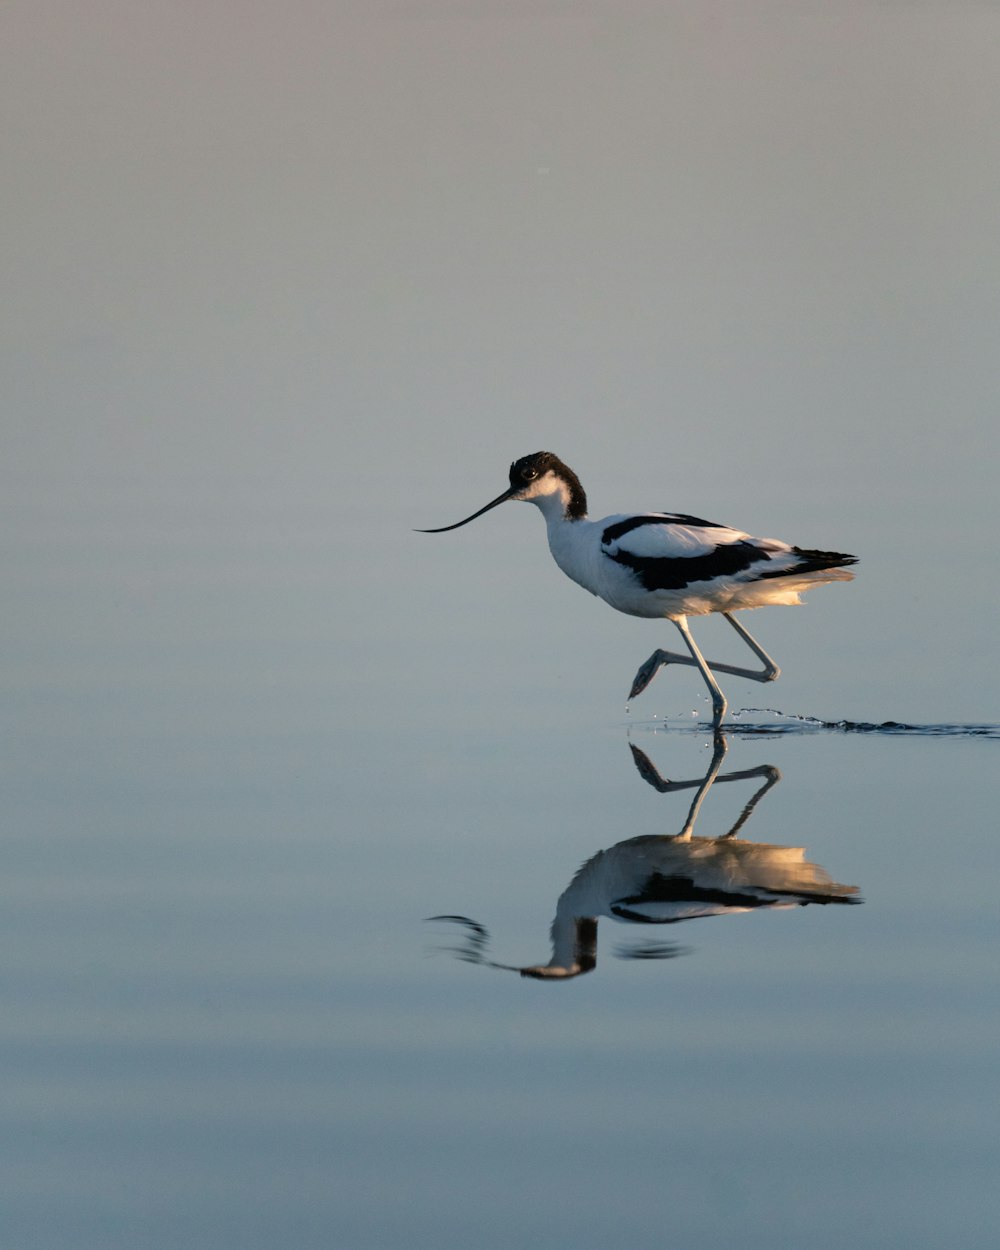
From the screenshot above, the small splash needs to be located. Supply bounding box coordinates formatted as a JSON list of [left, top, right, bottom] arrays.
[[729, 711, 1000, 739], [624, 710, 1000, 738]]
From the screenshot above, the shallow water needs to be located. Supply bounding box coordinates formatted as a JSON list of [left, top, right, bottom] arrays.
[[4, 686, 998, 1248]]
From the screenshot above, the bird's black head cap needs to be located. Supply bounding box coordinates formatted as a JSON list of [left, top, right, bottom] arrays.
[[509, 452, 588, 519]]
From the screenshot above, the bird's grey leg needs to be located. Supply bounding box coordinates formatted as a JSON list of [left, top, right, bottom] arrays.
[[721, 613, 781, 682], [628, 611, 781, 701], [674, 617, 728, 728]]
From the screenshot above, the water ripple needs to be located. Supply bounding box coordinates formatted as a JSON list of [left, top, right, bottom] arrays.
[[634, 710, 1000, 739]]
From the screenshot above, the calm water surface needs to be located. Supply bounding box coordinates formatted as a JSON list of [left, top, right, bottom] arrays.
[[3, 682, 997, 1248], [7, 4, 1000, 1244]]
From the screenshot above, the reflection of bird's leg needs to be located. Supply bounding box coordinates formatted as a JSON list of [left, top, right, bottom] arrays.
[[628, 611, 782, 707], [629, 743, 778, 797], [675, 730, 728, 838], [629, 733, 729, 838], [721, 764, 782, 839], [629, 736, 781, 841], [629, 738, 728, 795]]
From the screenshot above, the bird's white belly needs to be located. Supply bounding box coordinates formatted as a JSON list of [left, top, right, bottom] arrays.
[[545, 522, 691, 619], [604, 575, 807, 619], [596, 570, 751, 620], [595, 564, 697, 619], [545, 520, 803, 620]]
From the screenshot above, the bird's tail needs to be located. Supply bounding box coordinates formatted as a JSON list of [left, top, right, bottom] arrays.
[[787, 547, 858, 575], [737, 545, 856, 606]]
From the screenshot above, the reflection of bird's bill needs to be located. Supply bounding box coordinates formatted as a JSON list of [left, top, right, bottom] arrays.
[[415, 487, 515, 533], [427, 915, 599, 979], [429, 913, 685, 982]]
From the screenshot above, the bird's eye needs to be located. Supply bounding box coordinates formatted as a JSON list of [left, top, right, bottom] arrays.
[[522, 467, 538, 481]]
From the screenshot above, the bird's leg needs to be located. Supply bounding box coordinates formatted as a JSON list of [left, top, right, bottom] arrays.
[[627, 612, 781, 701], [674, 617, 728, 728], [721, 613, 781, 682]]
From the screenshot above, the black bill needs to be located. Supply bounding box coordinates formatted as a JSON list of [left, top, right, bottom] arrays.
[[415, 487, 516, 533]]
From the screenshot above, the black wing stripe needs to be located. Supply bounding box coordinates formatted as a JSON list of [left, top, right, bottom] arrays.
[[607, 541, 771, 591]]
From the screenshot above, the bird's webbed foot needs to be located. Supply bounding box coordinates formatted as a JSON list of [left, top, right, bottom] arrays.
[[628, 650, 674, 700]]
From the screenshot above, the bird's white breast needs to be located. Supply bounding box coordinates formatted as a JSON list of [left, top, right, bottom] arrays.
[[543, 517, 608, 598]]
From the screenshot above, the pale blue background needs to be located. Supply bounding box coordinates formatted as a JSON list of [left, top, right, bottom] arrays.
[[4, 3, 999, 1247]]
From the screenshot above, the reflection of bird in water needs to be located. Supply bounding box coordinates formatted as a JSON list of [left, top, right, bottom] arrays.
[[430, 735, 861, 981], [515, 830, 860, 979], [418, 451, 856, 728]]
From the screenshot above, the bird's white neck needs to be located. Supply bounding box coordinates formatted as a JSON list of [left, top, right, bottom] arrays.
[[519, 474, 587, 528]]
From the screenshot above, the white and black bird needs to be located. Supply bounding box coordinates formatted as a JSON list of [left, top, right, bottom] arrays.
[[418, 451, 857, 727]]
